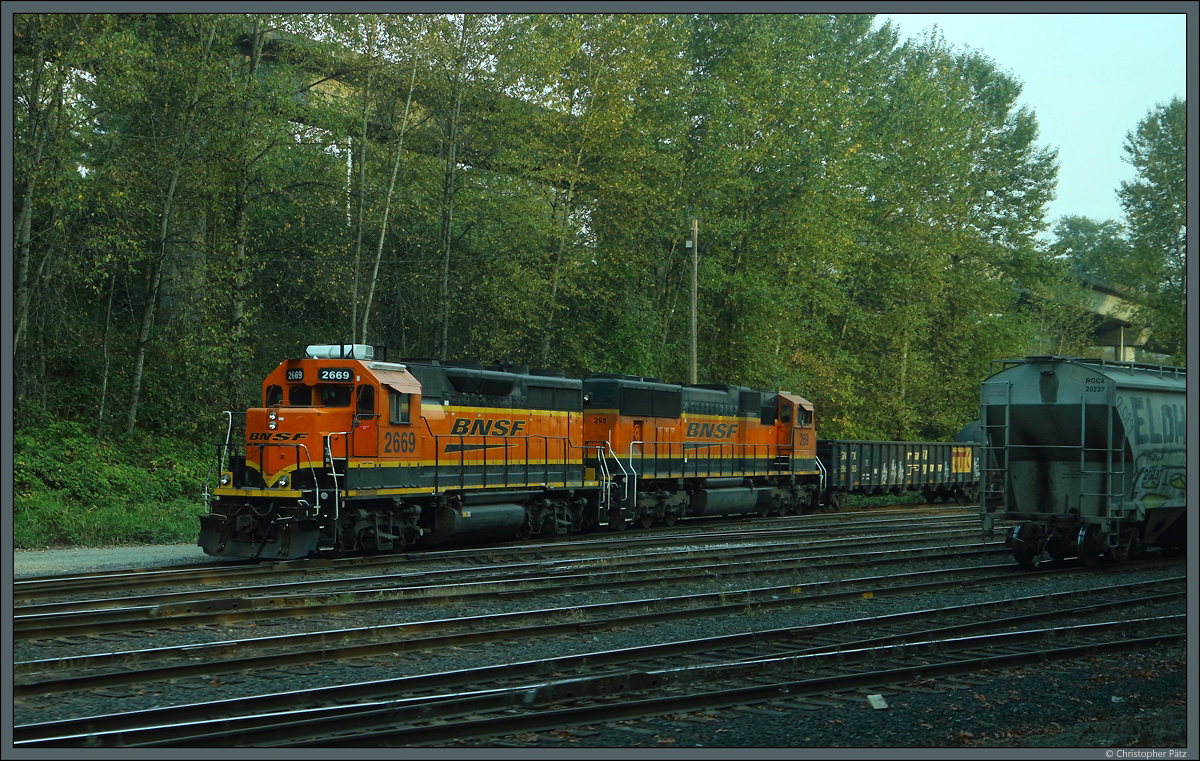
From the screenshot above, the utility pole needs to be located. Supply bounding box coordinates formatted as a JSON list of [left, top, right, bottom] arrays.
[[689, 218, 698, 385]]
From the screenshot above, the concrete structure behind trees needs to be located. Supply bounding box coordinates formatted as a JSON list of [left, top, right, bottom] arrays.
[[1079, 274, 1153, 362]]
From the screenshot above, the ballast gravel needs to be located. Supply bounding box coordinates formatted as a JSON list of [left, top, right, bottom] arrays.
[[11, 543, 1190, 749]]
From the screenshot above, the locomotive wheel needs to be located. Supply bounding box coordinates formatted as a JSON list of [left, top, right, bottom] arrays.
[[1076, 525, 1105, 568]]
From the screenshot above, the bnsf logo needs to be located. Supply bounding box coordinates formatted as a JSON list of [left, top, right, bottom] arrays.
[[685, 422, 738, 439], [449, 419, 527, 436], [249, 432, 309, 441]]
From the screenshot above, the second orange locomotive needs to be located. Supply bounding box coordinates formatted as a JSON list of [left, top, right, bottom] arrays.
[[200, 343, 824, 559]]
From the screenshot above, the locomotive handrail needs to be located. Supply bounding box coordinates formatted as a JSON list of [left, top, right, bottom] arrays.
[[294, 443, 321, 517], [431, 433, 575, 492], [613, 439, 798, 482], [222, 411, 233, 451], [325, 432, 351, 529], [814, 451, 827, 495]]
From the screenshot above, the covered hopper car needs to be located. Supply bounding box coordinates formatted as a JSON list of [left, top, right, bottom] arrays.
[[979, 356, 1187, 566]]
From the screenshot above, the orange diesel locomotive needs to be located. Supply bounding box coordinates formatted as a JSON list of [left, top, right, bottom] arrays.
[[200, 344, 825, 559]]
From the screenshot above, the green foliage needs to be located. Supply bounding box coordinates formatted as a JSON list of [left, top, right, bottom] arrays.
[[1117, 97, 1186, 364], [13, 421, 211, 548]]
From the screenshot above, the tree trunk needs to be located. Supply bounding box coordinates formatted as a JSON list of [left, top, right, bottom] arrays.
[[351, 21, 378, 344], [123, 23, 216, 435], [96, 271, 117, 436], [361, 58, 417, 345], [14, 28, 59, 356], [124, 168, 181, 436]]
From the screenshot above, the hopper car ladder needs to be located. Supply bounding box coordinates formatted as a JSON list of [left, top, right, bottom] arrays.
[[1078, 393, 1127, 550], [979, 380, 1011, 514]]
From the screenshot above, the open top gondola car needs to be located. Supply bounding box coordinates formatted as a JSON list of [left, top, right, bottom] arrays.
[[979, 356, 1186, 566], [816, 429, 981, 511]]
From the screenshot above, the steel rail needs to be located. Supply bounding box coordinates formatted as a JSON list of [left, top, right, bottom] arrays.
[[14, 509, 982, 600], [15, 522, 987, 617], [13, 557, 1182, 701], [16, 610, 1185, 747], [13, 540, 1010, 639]]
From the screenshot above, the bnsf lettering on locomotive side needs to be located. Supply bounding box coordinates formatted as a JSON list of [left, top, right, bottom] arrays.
[[449, 418, 527, 437], [249, 432, 308, 441], [685, 422, 738, 439]]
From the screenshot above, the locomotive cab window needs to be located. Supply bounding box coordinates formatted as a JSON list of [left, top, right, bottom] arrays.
[[780, 405, 792, 424], [389, 389, 411, 425], [264, 384, 283, 407], [289, 385, 312, 406], [797, 407, 812, 427], [319, 385, 351, 407], [355, 385, 375, 417]]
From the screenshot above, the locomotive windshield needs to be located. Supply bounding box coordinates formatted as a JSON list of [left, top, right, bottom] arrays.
[[318, 385, 352, 407], [289, 385, 312, 406], [281, 384, 353, 407]]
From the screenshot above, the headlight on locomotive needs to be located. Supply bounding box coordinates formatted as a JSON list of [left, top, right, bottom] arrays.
[[219, 473, 231, 486], [275, 474, 289, 488]]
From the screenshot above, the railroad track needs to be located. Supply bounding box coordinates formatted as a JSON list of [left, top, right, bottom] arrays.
[[14, 574, 1184, 747], [14, 511, 998, 637], [14, 556, 1182, 697], [14, 536, 1007, 640], [14, 506, 982, 601]]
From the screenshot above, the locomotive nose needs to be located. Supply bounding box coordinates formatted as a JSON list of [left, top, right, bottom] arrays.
[[245, 409, 323, 483]]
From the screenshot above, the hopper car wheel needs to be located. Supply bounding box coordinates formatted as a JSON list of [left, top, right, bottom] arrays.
[[663, 513, 677, 527], [1076, 525, 1105, 568], [1010, 523, 1042, 568], [640, 514, 655, 529]]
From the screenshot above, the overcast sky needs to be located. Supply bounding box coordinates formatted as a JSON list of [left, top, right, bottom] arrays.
[[874, 12, 1188, 230]]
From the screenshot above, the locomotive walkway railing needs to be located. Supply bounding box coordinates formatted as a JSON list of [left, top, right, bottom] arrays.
[[582, 440, 815, 482], [430, 433, 578, 492]]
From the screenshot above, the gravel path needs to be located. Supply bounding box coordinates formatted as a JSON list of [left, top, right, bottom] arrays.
[[14, 543, 217, 577]]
